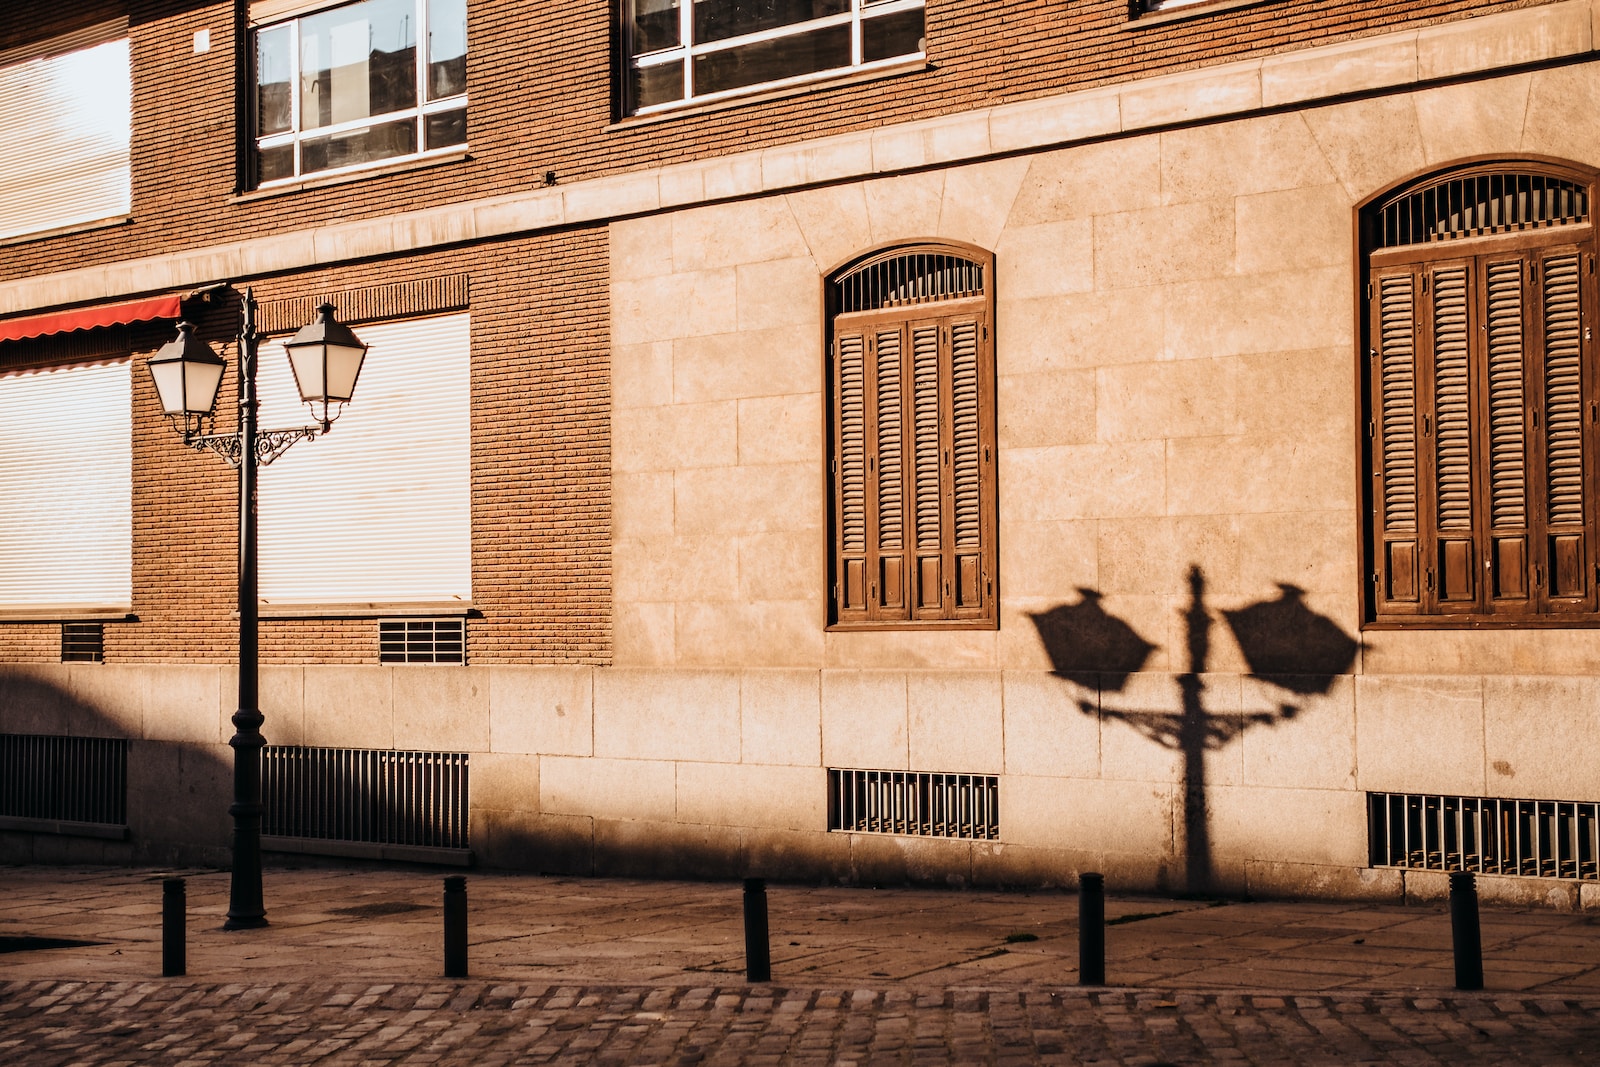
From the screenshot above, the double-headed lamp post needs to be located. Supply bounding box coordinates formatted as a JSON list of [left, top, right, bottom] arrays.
[[147, 287, 367, 930]]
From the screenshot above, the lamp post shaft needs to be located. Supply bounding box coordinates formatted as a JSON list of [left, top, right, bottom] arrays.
[[225, 288, 267, 931]]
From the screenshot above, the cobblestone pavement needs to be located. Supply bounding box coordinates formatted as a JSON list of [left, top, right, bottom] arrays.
[[4, 865, 1600, 1063]]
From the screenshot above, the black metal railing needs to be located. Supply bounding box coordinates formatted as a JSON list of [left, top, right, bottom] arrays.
[[1369, 791, 1600, 881], [0, 733, 127, 826], [263, 746, 469, 850]]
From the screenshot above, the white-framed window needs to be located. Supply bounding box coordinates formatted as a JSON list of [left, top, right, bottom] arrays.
[[0, 360, 131, 613], [623, 0, 925, 115], [0, 21, 130, 241], [256, 313, 470, 608], [252, 0, 467, 186]]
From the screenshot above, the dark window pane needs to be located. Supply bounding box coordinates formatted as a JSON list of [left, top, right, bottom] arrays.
[[629, 0, 682, 54], [862, 8, 923, 63], [693, 0, 849, 46], [257, 143, 295, 183], [693, 23, 850, 95], [299, 0, 417, 131], [427, 0, 468, 98], [300, 117, 417, 173], [424, 107, 466, 149], [256, 25, 293, 135], [632, 60, 685, 108]]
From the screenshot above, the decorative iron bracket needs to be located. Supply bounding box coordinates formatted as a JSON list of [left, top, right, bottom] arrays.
[[187, 426, 325, 469]]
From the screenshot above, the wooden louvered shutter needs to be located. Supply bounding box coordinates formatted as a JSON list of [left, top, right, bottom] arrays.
[[1371, 267, 1423, 613], [910, 319, 945, 618], [1481, 255, 1532, 607], [1426, 260, 1478, 609], [949, 315, 989, 617], [1534, 247, 1595, 611], [873, 323, 909, 618], [834, 327, 871, 620]]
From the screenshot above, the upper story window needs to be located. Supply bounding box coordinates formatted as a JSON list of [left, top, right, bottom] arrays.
[[252, 0, 467, 186], [827, 243, 997, 630], [623, 0, 925, 116], [1363, 162, 1600, 625], [0, 20, 130, 241]]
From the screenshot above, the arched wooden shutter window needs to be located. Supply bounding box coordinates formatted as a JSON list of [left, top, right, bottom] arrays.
[[827, 244, 997, 629], [1364, 163, 1600, 622]]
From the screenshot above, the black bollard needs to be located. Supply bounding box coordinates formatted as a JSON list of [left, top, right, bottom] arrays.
[[1078, 872, 1105, 986], [162, 877, 186, 977], [443, 875, 468, 978], [743, 877, 771, 983], [1449, 871, 1483, 991]]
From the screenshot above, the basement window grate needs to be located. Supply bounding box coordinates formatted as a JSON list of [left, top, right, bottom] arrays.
[[60, 623, 104, 663], [263, 746, 469, 850], [828, 768, 999, 839], [1368, 792, 1600, 881], [379, 618, 464, 664], [0, 734, 127, 827]]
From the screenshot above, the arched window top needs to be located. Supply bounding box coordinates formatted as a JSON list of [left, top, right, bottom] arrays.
[[830, 243, 989, 315], [1370, 163, 1592, 250]]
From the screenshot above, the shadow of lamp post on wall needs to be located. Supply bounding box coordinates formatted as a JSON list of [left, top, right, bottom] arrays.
[[146, 287, 368, 930]]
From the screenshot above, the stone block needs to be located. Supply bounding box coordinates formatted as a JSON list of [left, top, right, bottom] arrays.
[[1001, 774, 1174, 858], [848, 833, 975, 887], [988, 86, 1123, 155], [1164, 430, 1354, 516], [1093, 199, 1236, 290], [997, 600, 1070, 672], [996, 368, 1096, 450], [1120, 63, 1262, 131], [474, 809, 593, 875], [301, 666, 392, 749], [674, 326, 817, 404], [1095, 515, 1242, 598], [0, 665, 75, 734], [239, 230, 315, 278], [1159, 113, 1337, 206], [737, 393, 822, 467], [1096, 357, 1243, 442], [612, 400, 738, 473], [741, 668, 821, 766], [592, 818, 743, 879], [937, 157, 1032, 252], [250, 665, 306, 747], [822, 628, 999, 670], [1240, 674, 1357, 791], [1413, 75, 1534, 166], [821, 670, 908, 769], [128, 740, 232, 849], [1301, 95, 1426, 202], [1006, 139, 1163, 227], [1099, 671, 1245, 787], [612, 340, 674, 411], [737, 257, 822, 332], [391, 666, 488, 752], [563, 170, 661, 222], [1417, 3, 1592, 82], [674, 462, 820, 536], [1208, 784, 1369, 869], [1001, 442, 1167, 522], [471, 190, 563, 238], [1359, 629, 1514, 677], [1522, 62, 1600, 167], [65, 664, 141, 737], [737, 531, 822, 603], [614, 534, 740, 604], [593, 668, 741, 763], [996, 519, 1098, 601], [1482, 676, 1600, 799], [1235, 347, 1352, 437], [612, 472, 675, 541], [394, 203, 478, 252], [1002, 671, 1101, 779], [672, 198, 810, 271], [998, 289, 1167, 374], [969, 841, 1089, 888], [1233, 185, 1351, 275], [1261, 33, 1419, 108], [743, 827, 852, 882], [610, 215, 675, 280], [676, 762, 827, 831], [613, 602, 676, 667], [312, 218, 396, 264], [470, 750, 538, 812], [540, 755, 676, 821], [142, 666, 222, 744], [674, 600, 826, 668], [864, 171, 945, 246], [907, 671, 1004, 773], [1243, 860, 1403, 903], [796, 130, 876, 185], [784, 184, 873, 274], [994, 221, 1094, 301], [1355, 675, 1486, 795], [1163, 266, 1351, 360], [611, 268, 738, 346], [488, 666, 594, 757], [1233, 510, 1359, 601]]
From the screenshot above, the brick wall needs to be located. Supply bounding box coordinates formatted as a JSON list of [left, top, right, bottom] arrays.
[[0, 228, 611, 666], [0, 0, 1557, 286]]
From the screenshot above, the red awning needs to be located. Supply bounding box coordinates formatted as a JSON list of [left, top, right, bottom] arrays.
[[0, 294, 185, 344]]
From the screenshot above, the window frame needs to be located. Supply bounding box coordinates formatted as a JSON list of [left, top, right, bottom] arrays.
[[622, 0, 925, 117], [249, 0, 467, 189], [1358, 159, 1600, 628], [824, 241, 998, 632]]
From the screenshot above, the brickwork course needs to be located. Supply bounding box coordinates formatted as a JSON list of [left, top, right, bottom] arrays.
[[3, 864, 1600, 1063]]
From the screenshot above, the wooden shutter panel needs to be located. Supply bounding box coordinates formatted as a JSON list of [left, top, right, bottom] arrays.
[[834, 328, 870, 616], [1429, 262, 1477, 606], [1537, 248, 1593, 608], [910, 321, 945, 615], [950, 317, 985, 613], [1482, 256, 1531, 604], [1372, 268, 1422, 611], [874, 324, 907, 616]]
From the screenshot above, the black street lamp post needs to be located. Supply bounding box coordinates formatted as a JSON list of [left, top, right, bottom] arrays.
[[148, 287, 367, 930]]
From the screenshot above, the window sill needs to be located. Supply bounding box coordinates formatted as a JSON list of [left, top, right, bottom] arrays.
[[1362, 615, 1600, 630], [609, 58, 931, 130], [247, 601, 475, 619], [827, 618, 998, 632], [0, 609, 134, 623], [1127, 0, 1269, 29], [232, 148, 471, 203], [0, 214, 132, 249]]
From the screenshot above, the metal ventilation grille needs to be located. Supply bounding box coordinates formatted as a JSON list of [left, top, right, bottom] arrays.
[[1376, 173, 1589, 248], [1369, 792, 1600, 881], [0, 734, 127, 826], [828, 768, 999, 839], [379, 618, 464, 664], [263, 746, 469, 850], [835, 252, 985, 313], [60, 622, 104, 663]]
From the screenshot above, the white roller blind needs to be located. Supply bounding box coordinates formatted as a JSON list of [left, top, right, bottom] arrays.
[[0, 30, 131, 240], [257, 312, 470, 606], [0, 361, 132, 611]]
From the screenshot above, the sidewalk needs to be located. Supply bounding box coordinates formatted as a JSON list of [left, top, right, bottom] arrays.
[[3, 863, 1600, 1063]]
